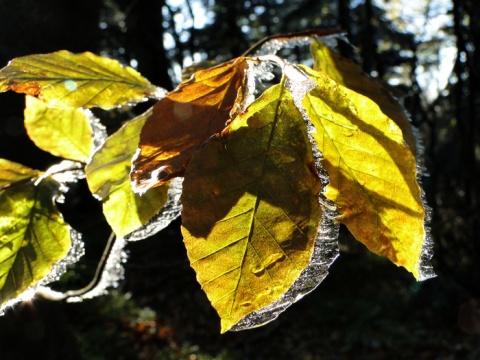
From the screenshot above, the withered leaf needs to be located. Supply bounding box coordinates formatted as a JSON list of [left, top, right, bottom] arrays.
[[131, 57, 250, 193]]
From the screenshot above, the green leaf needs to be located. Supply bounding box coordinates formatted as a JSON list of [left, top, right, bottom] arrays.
[[0, 163, 71, 305], [24, 95, 94, 162], [181, 82, 323, 332], [0, 158, 39, 189], [85, 111, 169, 238], [301, 65, 426, 278], [0, 50, 157, 109]]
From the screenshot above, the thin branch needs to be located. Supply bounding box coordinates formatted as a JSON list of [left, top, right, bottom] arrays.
[[240, 29, 346, 57], [37, 231, 116, 301]]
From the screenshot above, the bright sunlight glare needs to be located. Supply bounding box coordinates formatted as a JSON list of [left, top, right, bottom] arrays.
[[374, 0, 456, 101], [164, 0, 455, 101]]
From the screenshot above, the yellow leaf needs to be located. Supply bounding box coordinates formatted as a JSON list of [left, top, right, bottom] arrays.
[[131, 57, 249, 193], [301, 65, 426, 278], [311, 40, 416, 152], [0, 50, 157, 109], [85, 111, 168, 237], [0, 166, 70, 305], [181, 83, 322, 332], [24, 96, 94, 162], [0, 158, 39, 189]]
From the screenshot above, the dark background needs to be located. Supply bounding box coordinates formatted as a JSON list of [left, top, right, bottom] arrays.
[[0, 0, 479, 358]]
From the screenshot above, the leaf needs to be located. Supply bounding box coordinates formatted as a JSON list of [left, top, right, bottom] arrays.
[[301, 65, 426, 278], [0, 164, 71, 305], [0, 50, 157, 109], [181, 60, 219, 82], [24, 95, 94, 162], [125, 177, 184, 242], [85, 111, 169, 238], [131, 57, 250, 193], [311, 40, 416, 152], [0, 158, 39, 189], [181, 82, 323, 332]]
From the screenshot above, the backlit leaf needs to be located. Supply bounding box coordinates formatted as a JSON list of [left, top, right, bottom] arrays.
[[301, 65, 426, 278], [0, 158, 39, 189], [181, 60, 219, 82], [311, 40, 416, 152], [0, 164, 71, 305], [85, 111, 169, 238], [0, 50, 157, 109], [181, 82, 323, 332], [131, 57, 250, 193], [24, 96, 94, 162]]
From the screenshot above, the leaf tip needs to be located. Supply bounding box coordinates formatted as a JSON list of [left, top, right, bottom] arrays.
[[220, 319, 235, 334]]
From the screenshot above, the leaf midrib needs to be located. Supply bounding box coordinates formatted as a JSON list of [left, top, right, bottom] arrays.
[[229, 83, 286, 317]]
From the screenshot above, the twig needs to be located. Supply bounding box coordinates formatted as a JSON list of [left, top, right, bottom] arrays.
[[240, 28, 346, 57]]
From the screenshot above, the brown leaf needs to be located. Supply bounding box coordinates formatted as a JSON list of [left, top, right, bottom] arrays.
[[131, 57, 249, 193]]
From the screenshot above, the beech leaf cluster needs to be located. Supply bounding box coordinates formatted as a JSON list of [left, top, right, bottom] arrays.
[[0, 32, 434, 332]]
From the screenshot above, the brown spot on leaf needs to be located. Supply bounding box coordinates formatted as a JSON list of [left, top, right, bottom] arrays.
[[9, 82, 41, 96]]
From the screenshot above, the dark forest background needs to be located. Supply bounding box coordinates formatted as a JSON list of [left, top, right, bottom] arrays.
[[0, 0, 479, 359]]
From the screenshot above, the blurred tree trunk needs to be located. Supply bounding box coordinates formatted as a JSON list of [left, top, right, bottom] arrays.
[[338, 0, 351, 34], [452, 0, 473, 206], [448, 0, 480, 292], [215, 0, 249, 57], [360, 0, 375, 74], [122, 0, 174, 90]]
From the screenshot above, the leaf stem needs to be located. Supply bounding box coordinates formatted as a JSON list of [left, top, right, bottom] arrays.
[[63, 231, 116, 298], [34, 160, 84, 186], [255, 54, 286, 70], [36, 231, 117, 301]]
